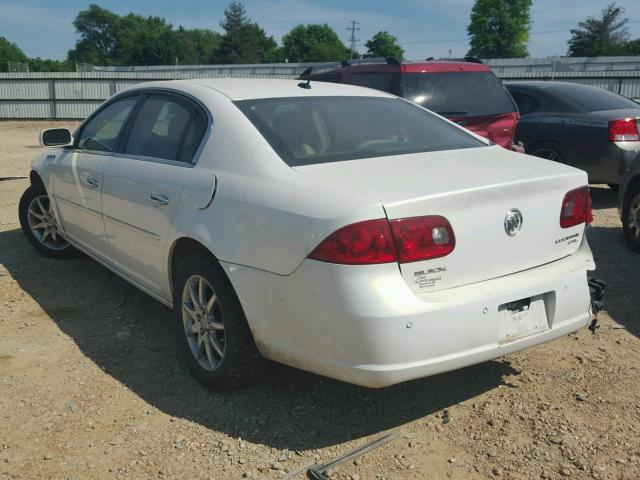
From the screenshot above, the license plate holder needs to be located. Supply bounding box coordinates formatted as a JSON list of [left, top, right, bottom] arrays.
[[498, 294, 549, 344]]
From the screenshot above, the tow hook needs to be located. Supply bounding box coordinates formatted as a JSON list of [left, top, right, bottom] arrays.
[[587, 275, 606, 334]]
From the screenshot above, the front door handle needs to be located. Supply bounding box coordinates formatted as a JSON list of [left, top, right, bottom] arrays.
[[85, 177, 99, 188], [149, 193, 170, 206]]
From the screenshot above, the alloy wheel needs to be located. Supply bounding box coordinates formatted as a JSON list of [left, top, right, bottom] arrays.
[[627, 192, 640, 244], [532, 147, 561, 162], [181, 274, 226, 371], [27, 195, 69, 250]]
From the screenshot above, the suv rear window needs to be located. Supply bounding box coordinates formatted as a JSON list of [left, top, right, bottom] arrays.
[[403, 72, 515, 117], [235, 96, 486, 166]]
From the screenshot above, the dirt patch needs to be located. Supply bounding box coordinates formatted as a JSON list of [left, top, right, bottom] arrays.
[[0, 121, 639, 480]]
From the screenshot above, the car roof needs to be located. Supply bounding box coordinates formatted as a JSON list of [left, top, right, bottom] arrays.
[[505, 81, 600, 92], [305, 60, 490, 77], [177, 78, 395, 101]]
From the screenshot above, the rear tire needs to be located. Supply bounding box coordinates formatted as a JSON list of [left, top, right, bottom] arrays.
[[529, 142, 568, 165], [172, 252, 264, 389], [18, 183, 81, 259], [622, 184, 640, 253]]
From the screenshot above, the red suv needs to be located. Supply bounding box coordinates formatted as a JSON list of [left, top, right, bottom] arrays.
[[300, 58, 520, 149]]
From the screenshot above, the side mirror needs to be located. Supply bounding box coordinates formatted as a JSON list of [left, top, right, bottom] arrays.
[[40, 128, 73, 147]]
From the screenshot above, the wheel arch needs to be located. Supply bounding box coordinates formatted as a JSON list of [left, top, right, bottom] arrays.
[[623, 174, 640, 208], [30, 170, 44, 186], [168, 236, 218, 298]]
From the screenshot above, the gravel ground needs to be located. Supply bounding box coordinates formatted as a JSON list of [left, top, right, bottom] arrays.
[[0, 121, 639, 480]]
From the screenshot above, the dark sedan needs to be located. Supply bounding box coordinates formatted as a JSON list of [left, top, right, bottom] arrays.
[[506, 81, 640, 188]]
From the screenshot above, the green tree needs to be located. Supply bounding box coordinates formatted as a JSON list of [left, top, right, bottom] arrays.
[[174, 27, 222, 64], [68, 4, 121, 65], [215, 2, 278, 63], [0, 36, 29, 72], [68, 4, 223, 66], [281, 24, 350, 62], [116, 13, 177, 65], [364, 31, 404, 60], [567, 3, 630, 56], [467, 0, 532, 58], [28, 58, 74, 72], [622, 38, 640, 55]]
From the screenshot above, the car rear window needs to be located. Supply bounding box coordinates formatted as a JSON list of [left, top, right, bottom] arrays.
[[235, 96, 486, 166], [403, 72, 515, 117], [548, 83, 639, 112]]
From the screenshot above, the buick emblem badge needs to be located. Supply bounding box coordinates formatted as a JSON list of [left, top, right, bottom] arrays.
[[504, 208, 523, 237]]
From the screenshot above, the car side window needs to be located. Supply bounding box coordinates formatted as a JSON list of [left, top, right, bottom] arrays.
[[314, 74, 341, 83], [511, 91, 542, 116], [123, 94, 207, 163], [77, 96, 138, 152], [350, 73, 394, 93]]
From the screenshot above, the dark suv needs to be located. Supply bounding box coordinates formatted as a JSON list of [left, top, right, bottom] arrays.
[[300, 58, 519, 149]]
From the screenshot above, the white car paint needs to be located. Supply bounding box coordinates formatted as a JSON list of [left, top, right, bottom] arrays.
[[30, 78, 595, 387]]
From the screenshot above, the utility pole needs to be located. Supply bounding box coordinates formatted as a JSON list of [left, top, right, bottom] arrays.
[[346, 20, 360, 59]]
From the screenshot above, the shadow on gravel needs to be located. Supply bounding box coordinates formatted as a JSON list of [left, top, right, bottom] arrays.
[[1, 228, 520, 450], [586, 224, 640, 339]]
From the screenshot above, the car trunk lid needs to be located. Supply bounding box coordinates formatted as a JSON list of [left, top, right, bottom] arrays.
[[295, 146, 588, 293]]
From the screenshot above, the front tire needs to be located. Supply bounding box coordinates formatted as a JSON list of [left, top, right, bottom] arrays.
[[622, 184, 640, 253], [173, 252, 263, 389], [18, 183, 80, 259]]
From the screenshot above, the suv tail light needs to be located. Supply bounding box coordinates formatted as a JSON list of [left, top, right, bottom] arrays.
[[560, 187, 593, 228], [389, 216, 455, 262], [609, 118, 640, 142], [309, 216, 455, 265]]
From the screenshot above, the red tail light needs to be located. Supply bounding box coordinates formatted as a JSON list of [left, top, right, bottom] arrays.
[[609, 118, 640, 142], [389, 216, 455, 263], [560, 187, 593, 228], [308, 219, 397, 265], [309, 216, 455, 265]]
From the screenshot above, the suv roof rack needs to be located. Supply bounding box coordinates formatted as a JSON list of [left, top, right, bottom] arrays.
[[423, 56, 483, 64]]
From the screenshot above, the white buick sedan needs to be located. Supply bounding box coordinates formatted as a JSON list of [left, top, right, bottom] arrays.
[[20, 79, 596, 388]]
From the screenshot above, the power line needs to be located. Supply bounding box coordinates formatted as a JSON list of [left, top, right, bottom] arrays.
[[346, 20, 360, 59], [399, 18, 640, 46]]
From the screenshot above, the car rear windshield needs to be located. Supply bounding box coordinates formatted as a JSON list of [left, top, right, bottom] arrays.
[[403, 72, 516, 117], [548, 83, 639, 112], [235, 96, 486, 166]]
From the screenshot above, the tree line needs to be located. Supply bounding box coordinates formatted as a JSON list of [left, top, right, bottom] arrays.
[[0, 2, 404, 72], [468, 1, 640, 58], [1, 1, 639, 72]]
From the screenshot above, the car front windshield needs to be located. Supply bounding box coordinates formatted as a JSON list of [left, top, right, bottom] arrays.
[[235, 96, 486, 166], [403, 72, 516, 117]]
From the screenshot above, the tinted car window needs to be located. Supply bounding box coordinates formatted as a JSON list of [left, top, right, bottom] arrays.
[[403, 72, 515, 117], [510, 91, 542, 115], [235, 96, 486, 166], [77, 96, 138, 152], [350, 73, 395, 93], [549, 83, 639, 112], [123, 94, 207, 162]]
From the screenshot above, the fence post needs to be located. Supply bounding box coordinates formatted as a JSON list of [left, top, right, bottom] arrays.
[[618, 76, 622, 95], [49, 79, 57, 120]]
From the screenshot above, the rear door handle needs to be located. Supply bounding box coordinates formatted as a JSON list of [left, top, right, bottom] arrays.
[[149, 193, 169, 206], [85, 177, 99, 188]]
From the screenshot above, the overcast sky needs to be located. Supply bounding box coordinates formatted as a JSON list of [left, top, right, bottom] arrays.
[[1, 0, 640, 62]]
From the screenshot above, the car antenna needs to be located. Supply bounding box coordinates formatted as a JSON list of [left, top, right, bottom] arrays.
[[297, 79, 311, 90]]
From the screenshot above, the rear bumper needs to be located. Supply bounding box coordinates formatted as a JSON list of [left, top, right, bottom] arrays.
[[223, 238, 595, 388]]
